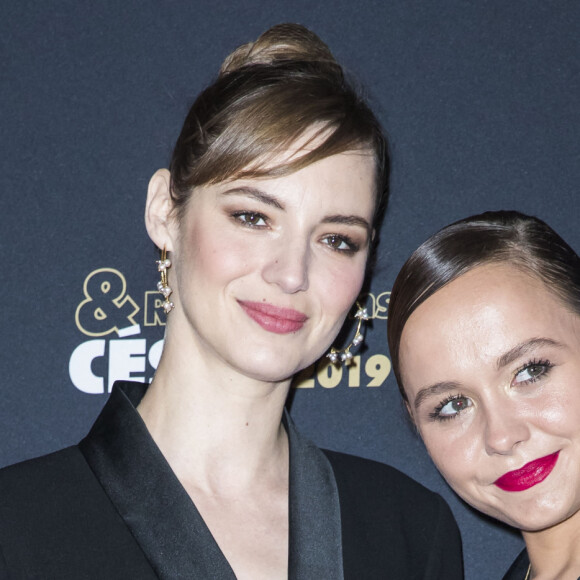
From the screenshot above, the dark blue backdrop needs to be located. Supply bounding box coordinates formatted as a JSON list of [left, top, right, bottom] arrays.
[[2, 2, 579, 578]]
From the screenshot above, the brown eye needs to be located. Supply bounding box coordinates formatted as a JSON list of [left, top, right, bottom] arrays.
[[234, 212, 267, 227], [322, 234, 357, 253], [327, 235, 343, 248]]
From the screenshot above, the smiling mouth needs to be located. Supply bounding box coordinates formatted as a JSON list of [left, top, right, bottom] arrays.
[[494, 451, 560, 492], [238, 300, 308, 334]]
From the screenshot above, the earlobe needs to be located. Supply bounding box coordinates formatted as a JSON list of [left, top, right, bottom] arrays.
[[145, 168, 176, 251]]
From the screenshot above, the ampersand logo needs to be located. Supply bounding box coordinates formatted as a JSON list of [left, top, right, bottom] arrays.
[[75, 268, 140, 336]]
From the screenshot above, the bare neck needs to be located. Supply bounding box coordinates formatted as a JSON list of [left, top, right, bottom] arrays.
[[137, 338, 292, 496], [523, 510, 580, 579]]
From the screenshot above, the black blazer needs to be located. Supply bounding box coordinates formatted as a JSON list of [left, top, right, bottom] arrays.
[[502, 550, 528, 580], [0, 382, 463, 579]]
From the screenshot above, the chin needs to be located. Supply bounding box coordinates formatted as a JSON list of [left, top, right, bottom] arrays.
[[475, 494, 578, 533], [237, 336, 326, 379], [518, 502, 580, 533], [242, 366, 299, 385], [512, 512, 570, 533], [230, 351, 306, 384]]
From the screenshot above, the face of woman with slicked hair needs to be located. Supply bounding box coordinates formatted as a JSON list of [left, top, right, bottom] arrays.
[[399, 263, 580, 533]]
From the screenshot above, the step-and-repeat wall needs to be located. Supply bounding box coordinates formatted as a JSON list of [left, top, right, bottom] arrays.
[[2, 2, 579, 578]]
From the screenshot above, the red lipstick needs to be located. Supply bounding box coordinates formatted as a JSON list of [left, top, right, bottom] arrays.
[[494, 451, 560, 492], [238, 301, 307, 334]]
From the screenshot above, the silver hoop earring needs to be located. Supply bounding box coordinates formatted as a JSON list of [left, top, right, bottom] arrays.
[[156, 247, 174, 314], [327, 301, 370, 365]]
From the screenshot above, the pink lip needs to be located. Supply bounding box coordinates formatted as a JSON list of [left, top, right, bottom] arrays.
[[238, 300, 308, 334], [494, 451, 560, 492]]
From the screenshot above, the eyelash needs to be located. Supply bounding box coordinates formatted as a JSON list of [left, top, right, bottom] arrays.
[[513, 358, 553, 385], [321, 234, 359, 254], [428, 358, 554, 422], [231, 211, 269, 228], [231, 212, 360, 254], [429, 394, 470, 422]]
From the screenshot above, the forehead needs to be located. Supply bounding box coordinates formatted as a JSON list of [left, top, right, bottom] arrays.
[[399, 263, 578, 385], [216, 150, 375, 203], [177, 149, 377, 235]]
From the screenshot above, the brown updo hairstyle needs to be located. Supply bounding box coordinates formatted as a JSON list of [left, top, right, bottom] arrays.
[[168, 23, 389, 232], [387, 210, 580, 402]]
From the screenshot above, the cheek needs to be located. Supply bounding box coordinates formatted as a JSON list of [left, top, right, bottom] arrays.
[[317, 249, 368, 298], [535, 378, 580, 434], [420, 426, 480, 489], [183, 225, 254, 284], [318, 263, 366, 316]]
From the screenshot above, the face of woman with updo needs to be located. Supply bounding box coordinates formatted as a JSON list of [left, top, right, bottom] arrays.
[[397, 262, 580, 533], [149, 146, 376, 383], [146, 24, 386, 383]]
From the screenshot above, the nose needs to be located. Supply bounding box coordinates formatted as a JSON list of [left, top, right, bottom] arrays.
[[483, 401, 531, 456], [262, 237, 310, 294]]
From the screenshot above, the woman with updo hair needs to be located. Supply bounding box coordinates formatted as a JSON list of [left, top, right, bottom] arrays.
[[0, 24, 463, 578], [388, 210, 580, 579]]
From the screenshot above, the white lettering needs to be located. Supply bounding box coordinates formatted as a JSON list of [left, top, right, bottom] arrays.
[[69, 340, 106, 394], [108, 339, 146, 392], [148, 339, 164, 370]]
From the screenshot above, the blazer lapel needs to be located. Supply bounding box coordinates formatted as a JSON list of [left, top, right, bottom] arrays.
[[79, 382, 236, 579], [285, 411, 344, 580]]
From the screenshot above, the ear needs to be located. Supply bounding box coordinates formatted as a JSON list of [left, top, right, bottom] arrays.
[[145, 169, 177, 252]]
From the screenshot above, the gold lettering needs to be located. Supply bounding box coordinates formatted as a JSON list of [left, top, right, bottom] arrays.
[[317, 359, 342, 388], [373, 292, 390, 320], [75, 268, 139, 337], [366, 354, 391, 386], [143, 291, 166, 327], [347, 355, 361, 387]]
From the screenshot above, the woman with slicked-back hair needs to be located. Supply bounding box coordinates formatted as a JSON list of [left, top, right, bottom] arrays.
[[389, 210, 580, 579], [0, 24, 462, 579]]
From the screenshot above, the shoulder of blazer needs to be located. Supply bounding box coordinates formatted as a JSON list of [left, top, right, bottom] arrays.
[[322, 449, 464, 580], [322, 447, 443, 510], [0, 447, 157, 579]]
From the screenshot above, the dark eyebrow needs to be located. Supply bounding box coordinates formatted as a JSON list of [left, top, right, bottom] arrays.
[[413, 381, 461, 411], [413, 337, 564, 411], [322, 214, 372, 234], [220, 187, 371, 233], [496, 337, 564, 370], [220, 186, 284, 210]]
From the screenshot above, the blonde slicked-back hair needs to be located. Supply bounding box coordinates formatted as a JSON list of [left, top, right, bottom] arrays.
[[169, 23, 389, 228]]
